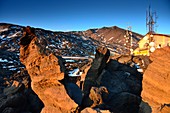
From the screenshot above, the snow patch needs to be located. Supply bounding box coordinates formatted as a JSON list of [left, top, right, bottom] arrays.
[[0, 28, 8, 33], [7, 48, 16, 52], [9, 68, 17, 71], [1, 35, 6, 38], [8, 65, 15, 68], [108, 37, 114, 41], [137, 69, 143, 72], [0, 58, 8, 62], [8, 31, 21, 38], [81, 36, 87, 40], [65, 59, 76, 62], [8, 61, 14, 63], [134, 63, 143, 73], [17, 70, 21, 73], [68, 68, 82, 77]]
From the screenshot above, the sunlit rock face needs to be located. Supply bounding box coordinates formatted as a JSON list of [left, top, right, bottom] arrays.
[[20, 27, 78, 113], [141, 46, 170, 113]]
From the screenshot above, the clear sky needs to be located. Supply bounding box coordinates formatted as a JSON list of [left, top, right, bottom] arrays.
[[0, 0, 169, 35]]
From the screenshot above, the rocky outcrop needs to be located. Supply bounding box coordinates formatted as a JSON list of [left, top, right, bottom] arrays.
[[80, 47, 143, 113], [20, 27, 78, 113], [18, 26, 143, 113], [141, 46, 170, 113], [0, 68, 44, 113], [82, 47, 110, 108]]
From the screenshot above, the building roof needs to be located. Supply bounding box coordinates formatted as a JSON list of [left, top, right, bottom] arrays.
[[152, 33, 170, 37], [146, 32, 170, 37]]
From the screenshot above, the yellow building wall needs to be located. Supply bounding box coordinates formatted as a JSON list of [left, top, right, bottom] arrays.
[[134, 34, 170, 56], [138, 35, 149, 49], [154, 35, 170, 47]]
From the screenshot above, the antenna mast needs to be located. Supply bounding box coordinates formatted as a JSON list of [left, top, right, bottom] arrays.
[[146, 5, 158, 33], [146, 5, 158, 55]]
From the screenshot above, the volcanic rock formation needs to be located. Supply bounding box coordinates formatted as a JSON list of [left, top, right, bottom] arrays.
[[19, 26, 143, 113], [20, 27, 79, 113], [141, 46, 170, 113], [80, 47, 143, 113]]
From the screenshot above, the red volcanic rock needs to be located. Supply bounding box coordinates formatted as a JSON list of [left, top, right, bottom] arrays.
[[141, 46, 170, 113], [20, 27, 78, 113]]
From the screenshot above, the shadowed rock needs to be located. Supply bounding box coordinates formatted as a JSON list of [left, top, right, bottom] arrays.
[[64, 82, 83, 106], [80, 46, 142, 113], [82, 46, 110, 108]]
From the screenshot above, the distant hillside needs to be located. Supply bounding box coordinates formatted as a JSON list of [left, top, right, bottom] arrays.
[[74, 26, 143, 54], [0, 23, 143, 56], [0, 22, 143, 82], [0, 23, 144, 78]]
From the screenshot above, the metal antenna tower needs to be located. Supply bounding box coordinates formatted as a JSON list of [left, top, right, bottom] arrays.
[[146, 5, 158, 33]]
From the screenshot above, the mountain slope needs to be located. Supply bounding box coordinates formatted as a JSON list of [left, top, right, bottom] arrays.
[[0, 23, 143, 80], [75, 26, 143, 54]]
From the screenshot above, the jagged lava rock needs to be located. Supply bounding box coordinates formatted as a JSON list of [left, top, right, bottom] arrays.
[[97, 61, 142, 113], [19, 27, 78, 113], [81, 47, 142, 113], [82, 46, 110, 108], [141, 46, 170, 113]]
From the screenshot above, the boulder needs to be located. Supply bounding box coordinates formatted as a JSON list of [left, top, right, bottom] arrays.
[[89, 86, 109, 108], [96, 64, 142, 113], [85, 46, 110, 86], [106, 92, 141, 113], [117, 55, 132, 64], [82, 46, 110, 108], [106, 60, 119, 71], [0, 93, 27, 113], [2, 107, 15, 113], [141, 46, 170, 113], [80, 47, 142, 113]]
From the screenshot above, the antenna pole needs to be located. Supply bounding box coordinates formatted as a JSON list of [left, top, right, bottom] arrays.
[[146, 5, 157, 33]]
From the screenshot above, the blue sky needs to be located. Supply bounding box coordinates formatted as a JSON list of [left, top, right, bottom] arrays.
[[0, 0, 169, 35]]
